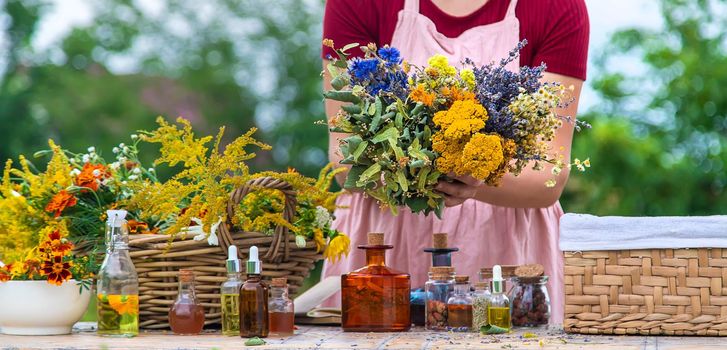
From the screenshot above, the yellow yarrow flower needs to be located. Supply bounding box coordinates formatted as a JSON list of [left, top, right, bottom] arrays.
[[427, 54, 457, 76], [460, 133, 505, 180], [460, 69, 476, 90]]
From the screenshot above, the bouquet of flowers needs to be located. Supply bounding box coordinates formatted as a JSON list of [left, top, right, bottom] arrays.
[[126, 117, 350, 262], [325, 40, 589, 217], [0, 137, 156, 286]]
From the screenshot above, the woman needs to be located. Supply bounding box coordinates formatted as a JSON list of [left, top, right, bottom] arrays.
[[321, 0, 589, 323]]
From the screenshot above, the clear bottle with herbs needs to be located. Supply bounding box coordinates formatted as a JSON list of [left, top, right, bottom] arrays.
[[471, 281, 491, 331], [424, 266, 455, 331], [268, 277, 295, 337], [446, 275, 473, 332], [413, 233, 459, 326], [97, 210, 139, 337], [341, 232, 411, 332], [510, 276, 551, 327], [169, 269, 206, 335], [221, 245, 243, 336]]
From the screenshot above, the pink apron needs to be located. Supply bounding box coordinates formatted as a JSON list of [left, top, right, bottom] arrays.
[[323, 0, 565, 324]]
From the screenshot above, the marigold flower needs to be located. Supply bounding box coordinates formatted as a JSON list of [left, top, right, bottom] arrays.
[[409, 84, 436, 107], [75, 163, 110, 191], [106, 294, 139, 316], [45, 190, 77, 218], [40, 255, 73, 285], [39, 230, 73, 255]]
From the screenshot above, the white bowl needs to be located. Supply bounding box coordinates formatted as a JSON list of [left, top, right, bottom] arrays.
[[0, 280, 92, 335]]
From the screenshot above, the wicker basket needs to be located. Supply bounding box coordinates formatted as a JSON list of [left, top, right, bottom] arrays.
[[128, 177, 322, 329], [564, 249, 727, 336]]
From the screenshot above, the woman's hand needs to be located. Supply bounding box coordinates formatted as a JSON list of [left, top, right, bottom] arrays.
[[435, 175, 484, 207]]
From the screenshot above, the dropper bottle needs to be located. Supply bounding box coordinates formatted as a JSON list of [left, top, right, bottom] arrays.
[[221, 245, 243, 336], [239, 246, 269, 338], [487, 265, 511, 329]]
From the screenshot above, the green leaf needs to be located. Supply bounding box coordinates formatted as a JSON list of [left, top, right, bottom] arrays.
[[357, 163, 381, 186], [409, 159, 425, 169], [375, 97, 383, 117], [396, 169, 409, 192], [342, 135, 363, 157], [367, 102, 376, 115], [372, 127, 399, 144], [324, 90, 361, 104], [390, 141, 405, 160], [352, 141, 368, 161], [369, 114, 382, 134], [327, 63, 341, 80], [417, 167, 430, 190], [244, 337, 267, 346], [395, 112, 403, 128], [341, 105, 362, 114], [481, 324, 510, 334], [405, 196, 429, 213], [342, 42, 360, 52], [331, 75, 349, 90], [344, 165, 366, 189], [411, 102, 424, 115], [423, 125, 432, 141]]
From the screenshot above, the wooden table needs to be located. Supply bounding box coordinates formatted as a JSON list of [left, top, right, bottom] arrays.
[[2, 323, 727, 349]]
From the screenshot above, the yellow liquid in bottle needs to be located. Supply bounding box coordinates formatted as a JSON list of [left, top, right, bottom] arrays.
[[221, 293, 240, 336], [487, 307, 511, 329], [97, 294, 139, 337]]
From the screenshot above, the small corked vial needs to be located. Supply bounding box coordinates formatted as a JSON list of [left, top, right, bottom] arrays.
[[367, 232, 385, 246], [178, 268, 195, 283], [474, 281, 488, 290], [454, 275, 469, 285], [271, 277, 287, 288]]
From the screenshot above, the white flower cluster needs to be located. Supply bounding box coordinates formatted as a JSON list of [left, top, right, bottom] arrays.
[[313, 206, 332, 229]]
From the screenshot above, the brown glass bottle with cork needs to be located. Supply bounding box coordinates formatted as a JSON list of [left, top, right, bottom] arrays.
[[268, 277, 295, 337], [240, 246, 269, 338], [341, 232, 411, 332]]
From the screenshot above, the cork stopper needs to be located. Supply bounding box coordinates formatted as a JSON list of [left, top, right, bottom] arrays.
[[474, 281, 488, 290], [479, 267, 493, 279], [271, 277, 287, 287], [432, 233, 448, 249], [501, 265, 518, 278], [430, 266, 454, 274], [454, 275, 469, 284], [178, 269, 195, 282], [367, 232, 385, 246]]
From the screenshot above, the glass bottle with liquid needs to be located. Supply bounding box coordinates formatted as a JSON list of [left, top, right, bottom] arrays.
[[341, 232, 411, 332], [447, 275, 473, 332], [488, 265, 511, 329], [240, 246, 269, 338], [221, 245, 243, 336], [424, 266, 455, 331], [97, 210, 139, 337], [268, 277, 295, 337], [169, 269, 205, 334]]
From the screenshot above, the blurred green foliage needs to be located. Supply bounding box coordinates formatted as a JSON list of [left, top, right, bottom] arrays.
[[561, 0, 727, 215], [1, 0, 725, 215]]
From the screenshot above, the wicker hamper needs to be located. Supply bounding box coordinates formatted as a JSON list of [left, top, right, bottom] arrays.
[[128, 177, 322, 329], [562, 214, 727, 336]]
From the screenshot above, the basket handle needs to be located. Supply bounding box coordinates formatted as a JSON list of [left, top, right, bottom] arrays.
[[217, 176, 297, 263]]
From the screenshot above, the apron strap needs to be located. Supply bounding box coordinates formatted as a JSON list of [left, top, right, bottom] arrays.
[[404, 0, 419, 13], [505, 0, 519, 18]]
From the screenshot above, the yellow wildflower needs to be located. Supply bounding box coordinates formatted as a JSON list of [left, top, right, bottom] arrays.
[[324, 233, 350, 263], [460, 134, 505, 179], [427, 54, 457, 76], [460, 69, 476, 90], [313, 228, 326, 253], [409, 84, 436, 107]]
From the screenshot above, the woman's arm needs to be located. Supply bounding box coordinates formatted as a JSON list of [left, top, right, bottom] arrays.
[[436, 72, 584, 208]]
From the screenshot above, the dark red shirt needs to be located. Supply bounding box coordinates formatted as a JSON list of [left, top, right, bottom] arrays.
[[323, 0, 590, 80]]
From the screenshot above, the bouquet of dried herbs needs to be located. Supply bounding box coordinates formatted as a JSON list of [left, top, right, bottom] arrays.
[[325, 40, 590, 217]]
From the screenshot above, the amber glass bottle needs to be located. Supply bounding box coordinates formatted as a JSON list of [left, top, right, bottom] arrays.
[[168, 269, 205, 335], [240, 246, 269, 338], [341, 232, 411, 332]]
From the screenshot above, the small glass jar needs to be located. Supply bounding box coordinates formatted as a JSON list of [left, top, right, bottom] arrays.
[[509, 276, 551, 327], [268, 278, 295, 337], [471, 281, 490, 331], [424, 266, 455, 331], [446, 275, 473, 332]]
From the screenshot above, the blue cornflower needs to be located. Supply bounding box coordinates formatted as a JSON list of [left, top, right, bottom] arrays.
[[378, 46, 402, 65], [348, 58, 379, 79]]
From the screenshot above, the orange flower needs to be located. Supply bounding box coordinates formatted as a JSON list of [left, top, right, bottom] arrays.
[[107, 294, 139, 316], [127, 220, 158, 234], [0, 265, 11, 282], [40, 255, 73, 285], [409, 84, 436, 107], [45, 190, 77, 218], [39, 230, 74, 255], [75, 163, 110, 191]]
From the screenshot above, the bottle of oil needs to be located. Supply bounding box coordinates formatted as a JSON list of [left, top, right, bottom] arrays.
[[169, 269, 205, 334], [240, 246, 269, 338], [341, 232, 411, 332], [268, 277, 295, 337], [97, 210, 139, 337], [488, 265, 511, 329], [221, 245, 243, 336], [447, 275, 473, 332]]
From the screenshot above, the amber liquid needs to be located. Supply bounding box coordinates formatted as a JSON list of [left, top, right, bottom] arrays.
[[488, 307, 512, 329], [269, 312, 295, 336], [447, 304, 473, 329], [341, 248, 411, 332], [240, 275, 269, 338], [169, 302, 205, 335]]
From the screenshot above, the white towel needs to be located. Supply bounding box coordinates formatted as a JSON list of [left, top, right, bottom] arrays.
[[559, 213, 727, 251]]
